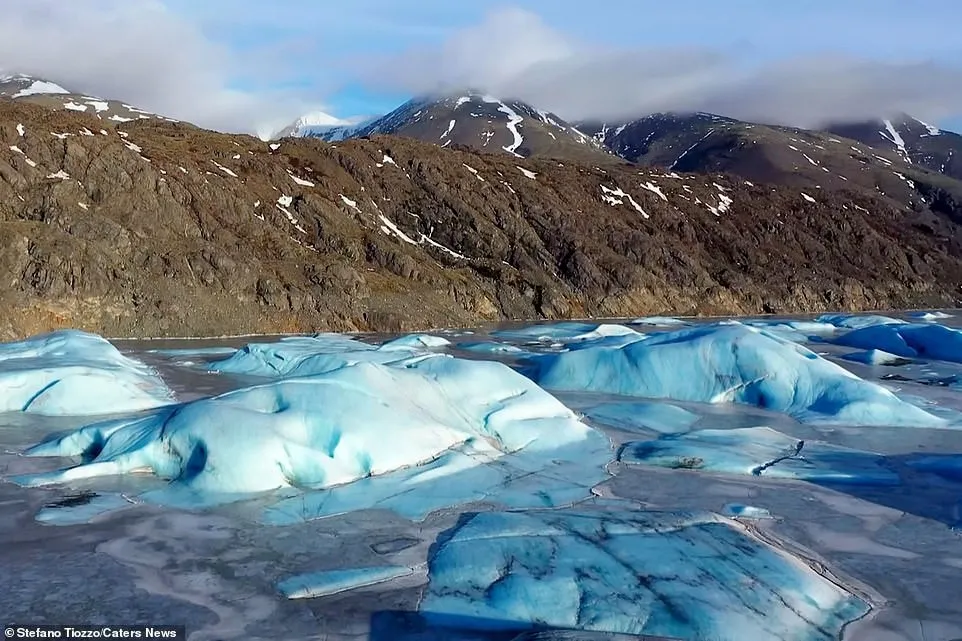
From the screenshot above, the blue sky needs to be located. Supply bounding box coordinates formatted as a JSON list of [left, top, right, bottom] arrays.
[[156, 0, 962, 131]]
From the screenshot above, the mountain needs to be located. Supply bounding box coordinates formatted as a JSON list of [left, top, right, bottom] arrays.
[[576, 111, 962, 209], [825, 114, 962, 181], [287, 90, 617, 163], [0, 73, 176, 125], [271, 111, 372, 139], [2, 97, 962, 339]]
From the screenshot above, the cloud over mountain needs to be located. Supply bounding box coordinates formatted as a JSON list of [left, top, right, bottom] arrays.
[[0, 0, 325, 135], [365, 7, 962, 127]]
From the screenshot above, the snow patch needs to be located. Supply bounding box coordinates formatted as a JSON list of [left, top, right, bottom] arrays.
[[12, 79, 69, 98], [640, 181, 668, 201], [516, 166, 537, 180], [880, 120, 911, 163], [211, 161, 238, 178], [287, 171, 314, 187], [601, 185, 649, 218]]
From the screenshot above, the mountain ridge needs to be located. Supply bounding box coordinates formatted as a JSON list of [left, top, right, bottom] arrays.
[[1, 97, 962, 339]]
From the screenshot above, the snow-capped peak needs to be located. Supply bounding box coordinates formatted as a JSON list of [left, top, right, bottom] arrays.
[[271, 111, 373, 140], [0, 73, 70, 99]]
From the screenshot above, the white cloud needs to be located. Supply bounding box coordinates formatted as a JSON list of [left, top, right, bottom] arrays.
[[0, 0, 325, 135], [367, 7, 962, 127]]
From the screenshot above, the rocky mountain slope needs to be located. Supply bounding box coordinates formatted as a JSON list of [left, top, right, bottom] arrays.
[[0, 73, 176, 125], [577, 112, 962, 206], [826, 114, 962, 180], [2, 97, 962, 339], [294, 90, 616, 164]]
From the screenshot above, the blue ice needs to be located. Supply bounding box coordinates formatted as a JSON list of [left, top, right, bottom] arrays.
[[277, 566, 413, 599], [0, 330, 174, 415], [491, 322, 642, 346], [455, 341, 526, 355], [620, 426, 900, 485], [909, 455, 962, 482], [907, 311, 953, 322], [722, 503, 774, 519], [628, 316, 689, 327], [816, 314, 907, 329], [584, 400, 700, 435], [835, 323, 962, 364], [529, 322, 944, 427], [420, 509, 868, 640], [208, 333, 443, 377], [16, 355, 611, 520]]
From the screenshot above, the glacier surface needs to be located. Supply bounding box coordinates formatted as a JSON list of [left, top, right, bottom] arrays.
[[16, 354, 610, 520], [835, 323, 962, 364], [529, 323, 944, 427], [0, 330, 173, 415], [620, 426, 900, 485], [420, 509, 868, 641]]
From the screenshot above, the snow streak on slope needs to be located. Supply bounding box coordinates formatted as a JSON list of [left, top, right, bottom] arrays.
[[482, 95, 524, 157], [881, 119, 912, 163]]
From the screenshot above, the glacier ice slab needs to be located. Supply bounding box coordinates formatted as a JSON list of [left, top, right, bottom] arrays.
[[529, 322, 943, 427], [584, 401, 699, 435], [619, 426, 900, 485], [17, 354, 610, 520], [0, 330, 173, 415], [420, 509, 868, 641], [835, 323, 962, 364]]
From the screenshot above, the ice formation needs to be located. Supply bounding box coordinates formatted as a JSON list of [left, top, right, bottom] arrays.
[[208, 333, 447, 377], [584, 400, 700, 435], [420, 509, 868, 640], [17, 355, 610, 519], [529, 322, 944, 426], [835, 323, 962, 363], [620, 426, 900, 485], [277, 566, 413, 599], [816, 314, 906, 329], [0, 330, 173, 415]]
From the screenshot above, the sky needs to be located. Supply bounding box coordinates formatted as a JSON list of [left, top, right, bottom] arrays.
[[2, 0, 961, 135]]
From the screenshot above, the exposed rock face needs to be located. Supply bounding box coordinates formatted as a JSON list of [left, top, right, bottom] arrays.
[[1, 99, 961, 339]]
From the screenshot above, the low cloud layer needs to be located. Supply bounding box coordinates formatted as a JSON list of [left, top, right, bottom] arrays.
[[366, 8, 962, 127], [0, 0, 327, 135]]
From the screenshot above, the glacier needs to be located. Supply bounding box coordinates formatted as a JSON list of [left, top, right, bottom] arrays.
[[528, 322, 945, 427], [0, 330, 173, 415], [834, 322, 962, 363], [206, 332, 451, 378], [583, 400, 700, 435], [815, 313, 907, 329], [419, 509, 868, 641], [620, 426, 901, 485], [15, 354, 611, 519]]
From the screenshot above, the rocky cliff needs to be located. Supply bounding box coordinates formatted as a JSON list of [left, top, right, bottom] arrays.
[[1, 99, 961, 339]]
